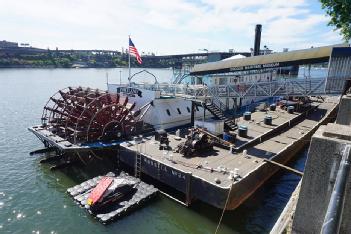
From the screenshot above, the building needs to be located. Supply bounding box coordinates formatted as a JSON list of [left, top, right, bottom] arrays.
[[0, 40, 18, 48]]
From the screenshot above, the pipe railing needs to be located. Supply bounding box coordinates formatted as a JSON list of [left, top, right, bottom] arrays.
[[321, 144, 351, 234]]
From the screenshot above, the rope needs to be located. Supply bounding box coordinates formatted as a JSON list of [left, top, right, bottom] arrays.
[[215, 183, 233, 234], [90, 150, 103, 160], [76, 151, 87, 165]]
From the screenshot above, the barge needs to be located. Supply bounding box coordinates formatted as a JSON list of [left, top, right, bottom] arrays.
[[117, 96, 339, 209]]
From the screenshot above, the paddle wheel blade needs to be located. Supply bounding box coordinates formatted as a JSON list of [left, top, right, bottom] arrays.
[[40, 87, 145, 144]]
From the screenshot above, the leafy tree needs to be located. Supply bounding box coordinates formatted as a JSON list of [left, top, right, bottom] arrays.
[[59, 58, 72, 68], [320, 0, 351, 41]]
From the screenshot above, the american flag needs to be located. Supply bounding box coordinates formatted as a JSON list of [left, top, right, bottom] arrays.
[[129, 38, 142, 64]]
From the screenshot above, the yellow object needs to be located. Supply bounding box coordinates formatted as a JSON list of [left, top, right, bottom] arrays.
[[87, 198, 93, 205]]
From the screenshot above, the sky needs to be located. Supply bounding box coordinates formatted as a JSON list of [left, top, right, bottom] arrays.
[[0, 0, 344, 55]]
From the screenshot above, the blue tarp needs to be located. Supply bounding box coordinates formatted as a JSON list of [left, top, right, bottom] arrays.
[[81, 140, 125, 148]]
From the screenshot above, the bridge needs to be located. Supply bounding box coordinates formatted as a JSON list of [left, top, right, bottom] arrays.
[[0, 47, 123, 56], [142, 51, 251, 67], [142, 51, 252, 82], [0, 46, 250, 70]]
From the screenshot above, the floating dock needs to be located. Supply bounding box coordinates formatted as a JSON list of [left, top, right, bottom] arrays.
[[67, 172, 158, 224]]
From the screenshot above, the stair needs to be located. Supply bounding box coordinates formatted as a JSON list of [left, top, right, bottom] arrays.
[[204, 102, 237, 131], [224, 119, 237, 130]]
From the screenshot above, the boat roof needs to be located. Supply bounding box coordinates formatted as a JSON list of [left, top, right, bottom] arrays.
[[190, 44, 350, 75], [222, 54, 247, 61]]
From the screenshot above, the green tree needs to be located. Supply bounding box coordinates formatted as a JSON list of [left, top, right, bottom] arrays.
[[320, 0, 351, 41], [58, 58, 72, 68]]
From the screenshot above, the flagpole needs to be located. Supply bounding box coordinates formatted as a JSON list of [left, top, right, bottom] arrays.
[[128, 35, 131, 86]]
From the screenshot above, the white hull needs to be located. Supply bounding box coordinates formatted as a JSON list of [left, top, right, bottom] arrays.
[[108, 84, 211, 130], [108, 84, 273, 130], [142, 98, 211, 130]]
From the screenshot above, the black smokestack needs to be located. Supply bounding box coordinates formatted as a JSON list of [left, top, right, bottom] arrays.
[[254, 24, 262, 56]]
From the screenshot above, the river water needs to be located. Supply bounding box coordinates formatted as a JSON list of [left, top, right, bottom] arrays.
[[0, 68, 322, 233]]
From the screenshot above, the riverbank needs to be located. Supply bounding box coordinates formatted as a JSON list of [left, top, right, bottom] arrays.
[[0, 47, 178, 69], [0, 64, 128, 69]]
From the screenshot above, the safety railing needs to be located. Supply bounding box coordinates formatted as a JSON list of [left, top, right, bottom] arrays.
[[124, 75, 346, 100], [321, 145, 351, 234]]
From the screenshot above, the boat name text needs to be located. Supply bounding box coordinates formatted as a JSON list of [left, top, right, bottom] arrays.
[[230, 62, 280, 71], [143, 158, 186, 180], [116, 87, 142, 97]]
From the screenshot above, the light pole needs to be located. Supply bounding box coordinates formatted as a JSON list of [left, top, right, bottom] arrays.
[[119, 70, 122, 85]]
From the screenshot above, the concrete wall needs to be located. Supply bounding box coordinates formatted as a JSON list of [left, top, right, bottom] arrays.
[[292, 124, 351, 233], [336, 94, 351, 126], [292, 95, 351, 234]]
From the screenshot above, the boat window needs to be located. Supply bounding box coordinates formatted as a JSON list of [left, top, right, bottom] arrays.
[[166, 109, 171, 116], [187, 107, 190, 113], [177, 108, 181, 115]]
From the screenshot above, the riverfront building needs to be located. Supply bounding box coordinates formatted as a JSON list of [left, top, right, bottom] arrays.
[[0, 40, 18, 48]]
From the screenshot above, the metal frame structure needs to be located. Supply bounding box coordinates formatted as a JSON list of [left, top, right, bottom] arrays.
[[128, 69, 159, 83]]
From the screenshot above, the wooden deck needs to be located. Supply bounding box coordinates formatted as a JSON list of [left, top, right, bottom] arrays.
[[28, 126, 121, 152], [28, 126, 84, 152]]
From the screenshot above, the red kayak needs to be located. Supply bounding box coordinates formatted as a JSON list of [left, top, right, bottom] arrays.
[[87, 177, 113, 206]]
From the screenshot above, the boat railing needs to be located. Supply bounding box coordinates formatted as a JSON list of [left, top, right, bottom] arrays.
[[212, 96, 227, 111], [321, 144, 351, 234]]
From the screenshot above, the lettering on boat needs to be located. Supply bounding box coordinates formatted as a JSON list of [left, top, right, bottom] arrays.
[[230, 62, 280, 71], [143, 158, 167, 172], [116, 87, 143, 97], [143, 158, 186, 180]]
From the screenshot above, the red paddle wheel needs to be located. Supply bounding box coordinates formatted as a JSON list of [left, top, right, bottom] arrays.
[[41, 87, 143, 144]]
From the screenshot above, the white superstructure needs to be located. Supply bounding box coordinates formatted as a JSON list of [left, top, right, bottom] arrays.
[[107, 65, 289, 130], [107, 83, 211, 130]]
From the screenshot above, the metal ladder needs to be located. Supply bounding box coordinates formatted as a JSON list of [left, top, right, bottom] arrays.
[[134, 145, 142, 178]]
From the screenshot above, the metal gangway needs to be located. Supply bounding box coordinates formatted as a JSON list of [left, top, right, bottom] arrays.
[[131, 76, 341, 99], [129, 55, 351, 101]]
